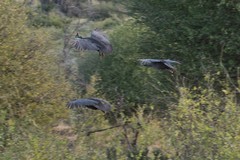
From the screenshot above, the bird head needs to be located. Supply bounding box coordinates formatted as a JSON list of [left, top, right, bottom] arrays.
[[75, 33, 82, 38]]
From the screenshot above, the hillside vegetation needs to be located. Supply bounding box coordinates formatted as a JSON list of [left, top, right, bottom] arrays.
[[0, 0, 240, 159]]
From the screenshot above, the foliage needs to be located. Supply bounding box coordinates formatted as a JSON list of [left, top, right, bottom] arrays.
[[29, 11, 70, 28], [72, 0, 240, 159], [0, 0, 74, 155], [161, 78, 240, 159], [92, 22, 179, 117], [124, 0, 240, 80], [1, 0, 240, 159], [38, 0, 88, 14], [2, 129, 73, 160]]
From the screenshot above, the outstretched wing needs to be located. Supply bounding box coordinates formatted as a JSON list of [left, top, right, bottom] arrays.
[[91, 30, 111, 45], [139, 59, 180, 71], [139, 59, 164, 68], [71, 37, 99, 51], [67, 98, 112, 112], [163, 59, 181, 64], [67, 99, 98, 109], [88, 98, 112, 112], [163, 59, 181, 70]]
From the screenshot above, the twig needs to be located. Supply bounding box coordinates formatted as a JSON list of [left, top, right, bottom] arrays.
[[131, 130, 139, 147], [85, 124, 123, 136], [219, 42, 240, 93], [122, 125, 133, 151]]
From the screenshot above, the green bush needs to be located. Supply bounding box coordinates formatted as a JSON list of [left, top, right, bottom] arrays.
[[29, 12, 70, 28], [161, 78, 240, 159]]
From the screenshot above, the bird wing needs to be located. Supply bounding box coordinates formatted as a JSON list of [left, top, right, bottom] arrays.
[[67, 98, 112, 112], [67, 99, 98, 109], [163, 62, 175, 70], [164, 59, 181, 64], [91, 30, 111, 45], [139, 59, 150, 66], [139, 59, 180, 71], [88, 98, 112, 112], [71, 37, 99, 51], [139, 59, 163, 66], [163, 59, 181, 70]]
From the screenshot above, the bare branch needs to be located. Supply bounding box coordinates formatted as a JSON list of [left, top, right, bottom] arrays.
[[85, 124, 123, 136], [219, 42, 240, 93]]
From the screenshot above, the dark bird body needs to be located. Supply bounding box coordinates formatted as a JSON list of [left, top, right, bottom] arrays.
[[72, 29, 113, 57], [67, 98, 112, 112], [139, 59, 180, 72]]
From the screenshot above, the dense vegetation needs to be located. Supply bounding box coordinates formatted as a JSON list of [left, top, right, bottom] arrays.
[[0, 0, 240, 159]]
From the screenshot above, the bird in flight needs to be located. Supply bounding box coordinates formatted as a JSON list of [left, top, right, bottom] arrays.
[[67, 98, 112, 113], [139, 59, 180, 73], [71, 29, 113, 57]]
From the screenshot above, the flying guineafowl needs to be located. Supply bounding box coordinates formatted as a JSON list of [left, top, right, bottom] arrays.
[[71, 29, 113, 57], [139, 59, 180, 73], [67, 98, 112, 113]]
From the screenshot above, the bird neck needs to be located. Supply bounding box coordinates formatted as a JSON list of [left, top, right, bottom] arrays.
[[75, 33, 83, 39]]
